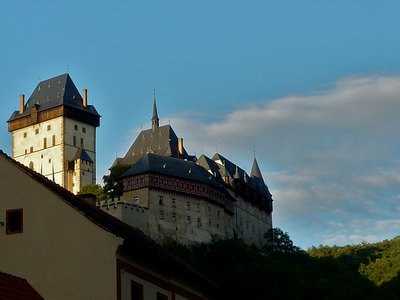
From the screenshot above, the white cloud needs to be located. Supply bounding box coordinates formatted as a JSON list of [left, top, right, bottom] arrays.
[[171, 75, 400, 248]]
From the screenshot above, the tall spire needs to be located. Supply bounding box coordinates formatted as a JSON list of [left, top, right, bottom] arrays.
[[250, 157, 263, 180], [151, 90, 159, 131]]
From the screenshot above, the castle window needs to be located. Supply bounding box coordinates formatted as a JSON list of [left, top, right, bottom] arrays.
[[158, 195, 164, 205], [187, 216, 191, 224], [35, 128, 39, 135], [47, 125, 51, 131], [30, 147, 33, 153], [43, 137, 47, 149], [172, 212, 176, 222], [159, 211, 164, 220], [74, 125, 78, 131], [197, 217, 202, 228], [6, 209, 23, 234], [80, 138, 84, 148], [52, 135, 56, 146], [82, 127, 86, 133], [196, 202, 200, 212], [130, 281, 143, 300], [171, 198, 176, 208], [157, 292, 168, 300], [186, 201, 191, 211], [23, 132, 27, 138], [133, 196, 139, 205], [73, 136, 76, 147]]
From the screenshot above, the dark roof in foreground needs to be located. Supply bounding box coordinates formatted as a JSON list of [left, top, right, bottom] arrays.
[[8, 73, 99, 122], [0, 271, 44, 300], [0, 150, 216, 291]]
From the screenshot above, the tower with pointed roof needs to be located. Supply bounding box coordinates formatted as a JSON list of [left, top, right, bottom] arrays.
[[8, 73, 100, 194], [112, 94, 194, 168], [151, 93, 159, 131]]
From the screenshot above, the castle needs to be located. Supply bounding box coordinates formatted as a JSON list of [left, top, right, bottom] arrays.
[[99, 96, 273, 247], [8, 74, 273, 247], [7, 74, 100, 194]]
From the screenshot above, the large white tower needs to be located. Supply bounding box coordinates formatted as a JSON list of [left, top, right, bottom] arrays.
[[7, 74, 100, 194]]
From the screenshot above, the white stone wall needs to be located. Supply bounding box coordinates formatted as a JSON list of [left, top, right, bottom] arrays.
[[11, 116, 97, 194], [234, 196, 272, 247], [64, 118, 96, 194], [12, 116, 64, 186], [100, 187, 272, 246]]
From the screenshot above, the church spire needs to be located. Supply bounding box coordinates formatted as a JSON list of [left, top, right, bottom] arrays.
[[151, 90, 159, 131]]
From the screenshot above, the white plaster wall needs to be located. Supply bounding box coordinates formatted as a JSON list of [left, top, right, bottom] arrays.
[[11, 116, 97, 194], [12, 117, 64, 186], [0, 155, 122, 300], [64, 117, 96, 193]]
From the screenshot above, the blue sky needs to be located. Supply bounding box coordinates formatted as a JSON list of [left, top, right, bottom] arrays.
[[1, 1, 400, 249]]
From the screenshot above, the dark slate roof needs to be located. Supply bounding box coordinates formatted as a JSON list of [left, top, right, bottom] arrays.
[[0, 150, 216, 291], [152, 96, 159, 129], [0, 271, 44, 300], [212, 153, 247, 181], [212, 153, 272, 197], [72, 148, 93, 162], [8, 73, 100, 122], [122, 153, 224, 189], [120, 125, 193, 166], [251, 158, 264, 180], [196, 154, 222, 179]]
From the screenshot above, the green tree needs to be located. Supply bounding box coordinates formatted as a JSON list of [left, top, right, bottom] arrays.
[[79, 184, 107, 201], [263, 227, 302, 253], [102, 163, 131, 199]]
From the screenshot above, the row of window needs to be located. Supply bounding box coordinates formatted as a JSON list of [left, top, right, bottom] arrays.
[[158, 196, 201, 212], [73, 136, 84, 148], [74, 124, 86, 133], [24, 135, 57, 154], [22, 124, 87, 139], [158, 210, 203, 227]]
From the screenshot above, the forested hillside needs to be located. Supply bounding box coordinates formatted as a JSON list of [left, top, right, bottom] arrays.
[[166, 230, 400, 300]]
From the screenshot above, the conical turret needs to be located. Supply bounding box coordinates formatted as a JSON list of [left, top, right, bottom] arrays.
[[151, 93, 159, 131], [251, 158, 263, 181]]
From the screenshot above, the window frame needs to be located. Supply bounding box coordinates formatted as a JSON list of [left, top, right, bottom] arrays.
[[6, 208, 23, 234]]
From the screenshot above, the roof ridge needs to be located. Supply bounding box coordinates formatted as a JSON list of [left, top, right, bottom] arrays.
[[0, 270, 30, 282]]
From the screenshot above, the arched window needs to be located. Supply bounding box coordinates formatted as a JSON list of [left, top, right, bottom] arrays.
[[29, 161, 34, 171]]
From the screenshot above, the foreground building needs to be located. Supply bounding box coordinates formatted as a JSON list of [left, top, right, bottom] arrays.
[[0, 150, 216, 300], [100, 99, 273, 247], [7, 74, 100, 194]]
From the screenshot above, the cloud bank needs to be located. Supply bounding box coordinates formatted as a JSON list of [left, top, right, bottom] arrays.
[[170, 75, 400, 248]]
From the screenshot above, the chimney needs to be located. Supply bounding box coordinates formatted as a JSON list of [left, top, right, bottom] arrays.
[[178, 137, 184, 155], [19, 94, 25, 114], [83, 88, 87, 107]]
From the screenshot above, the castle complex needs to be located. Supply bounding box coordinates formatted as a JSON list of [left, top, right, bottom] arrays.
[[8, 74, 273, 247], [99, 96, 273, 246]]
